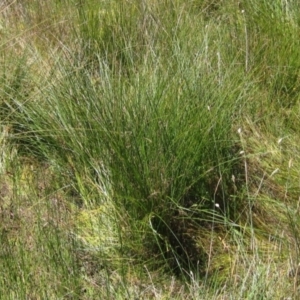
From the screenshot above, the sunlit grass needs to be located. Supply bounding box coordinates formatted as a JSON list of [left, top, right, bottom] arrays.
[[1, 0, 300, 298]]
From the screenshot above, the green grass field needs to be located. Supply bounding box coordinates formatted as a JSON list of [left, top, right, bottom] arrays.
[[1, 0, 300, 298]]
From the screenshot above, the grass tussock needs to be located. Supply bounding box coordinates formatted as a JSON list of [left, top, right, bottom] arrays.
[[1, 0, 300, 298]]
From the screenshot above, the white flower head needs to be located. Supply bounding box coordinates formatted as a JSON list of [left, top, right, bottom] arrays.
[[289, 159, 293, 169], [231, 174, 236, 183]]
